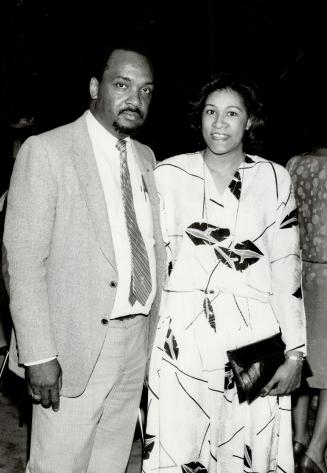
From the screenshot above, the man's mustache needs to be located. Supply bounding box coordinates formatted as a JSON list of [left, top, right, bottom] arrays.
[[119, 107, 143, 119]]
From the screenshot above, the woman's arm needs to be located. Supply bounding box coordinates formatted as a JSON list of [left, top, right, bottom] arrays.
[[263, 168, 306, 396]]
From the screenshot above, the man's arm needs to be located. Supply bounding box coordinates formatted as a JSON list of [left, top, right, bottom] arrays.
[[4, 135, 61, 409], [26, 359, 62, 411]]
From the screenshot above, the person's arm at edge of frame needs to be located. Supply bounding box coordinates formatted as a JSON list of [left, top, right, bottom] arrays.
[[3, 135, 62, 411], [261, 167, 306, 397]]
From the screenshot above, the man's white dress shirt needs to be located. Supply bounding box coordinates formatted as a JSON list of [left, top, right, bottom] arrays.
[[86, 110, 156, 318]]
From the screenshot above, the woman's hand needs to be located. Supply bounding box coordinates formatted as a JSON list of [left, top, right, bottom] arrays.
[[260, 356, 303, 397]]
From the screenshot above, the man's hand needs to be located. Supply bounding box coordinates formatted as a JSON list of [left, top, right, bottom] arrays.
[[26, 359, 62, 411], [260, 357, 302, 397]]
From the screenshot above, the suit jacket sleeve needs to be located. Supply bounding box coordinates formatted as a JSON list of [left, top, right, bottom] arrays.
[[4, 136, 58, 364]]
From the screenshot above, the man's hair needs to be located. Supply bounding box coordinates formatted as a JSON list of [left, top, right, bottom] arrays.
[[189, 72, 266, 153], [89, 39, 154, 81]]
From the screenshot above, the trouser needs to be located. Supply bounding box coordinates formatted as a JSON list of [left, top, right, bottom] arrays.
[[26, 315, 148, 473]]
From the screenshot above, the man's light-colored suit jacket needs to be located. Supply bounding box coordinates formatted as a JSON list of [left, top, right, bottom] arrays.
[[3, 112, 165, 397]]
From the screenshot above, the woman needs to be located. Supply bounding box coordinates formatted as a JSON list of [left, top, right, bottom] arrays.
[[287, 147, 327, 473], [143, 73, 306, 473]]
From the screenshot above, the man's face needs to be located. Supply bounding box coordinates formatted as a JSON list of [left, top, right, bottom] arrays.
[[90, 49, 154, 137]]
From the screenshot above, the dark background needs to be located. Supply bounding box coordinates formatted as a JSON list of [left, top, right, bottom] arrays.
[[1, 0, 326, 167]]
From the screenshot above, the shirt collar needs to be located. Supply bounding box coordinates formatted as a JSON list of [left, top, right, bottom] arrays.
[[86, 110, 131, 151]]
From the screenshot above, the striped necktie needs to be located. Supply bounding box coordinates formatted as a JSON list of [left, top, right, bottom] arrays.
[[116, 139, 152, 306]]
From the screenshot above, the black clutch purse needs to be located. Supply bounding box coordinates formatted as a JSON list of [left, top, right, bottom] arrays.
[[227, 333, 311, 403]]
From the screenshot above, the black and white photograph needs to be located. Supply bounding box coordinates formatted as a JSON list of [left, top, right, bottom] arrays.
[[0, 1, 327, 472]]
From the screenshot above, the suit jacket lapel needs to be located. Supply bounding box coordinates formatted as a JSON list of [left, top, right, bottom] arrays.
[[131, 141, 160, 219], [132, 141, 166, 345], [71, 114, 117, 272]]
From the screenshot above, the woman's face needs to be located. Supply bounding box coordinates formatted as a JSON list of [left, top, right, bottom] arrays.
[[201, 88, 251, 157]]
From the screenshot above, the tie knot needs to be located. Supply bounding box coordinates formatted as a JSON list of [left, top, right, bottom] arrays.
[[116, 139, 127, 153]]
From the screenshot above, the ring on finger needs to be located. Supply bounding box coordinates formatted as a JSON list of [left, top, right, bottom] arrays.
[[31, 392, 41, 400]]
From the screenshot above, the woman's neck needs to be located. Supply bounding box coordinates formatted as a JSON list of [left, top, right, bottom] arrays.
[[203, 149, 244, 176]]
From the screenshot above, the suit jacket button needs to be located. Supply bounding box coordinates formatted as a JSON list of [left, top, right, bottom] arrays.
[[101, 318, 108, 325], [109, 281, 117, 288]]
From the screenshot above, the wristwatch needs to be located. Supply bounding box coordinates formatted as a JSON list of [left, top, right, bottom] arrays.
[[285, 352, 306, 362]]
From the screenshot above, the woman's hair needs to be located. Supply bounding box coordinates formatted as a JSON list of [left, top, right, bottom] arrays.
[[189, 72, 266, 153]]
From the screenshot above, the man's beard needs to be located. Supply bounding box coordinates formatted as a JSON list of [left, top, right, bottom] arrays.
[[113, 120, 142, 138]]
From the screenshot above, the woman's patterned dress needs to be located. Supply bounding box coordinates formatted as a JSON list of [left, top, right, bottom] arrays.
[[143, 152, 306, 473], [287, 150, 327, 389]]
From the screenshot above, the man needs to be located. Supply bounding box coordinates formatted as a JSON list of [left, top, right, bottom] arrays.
[[3, 42, 165, 473]]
